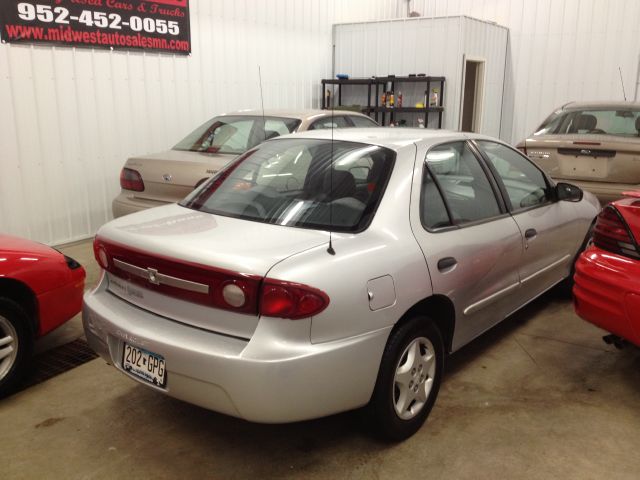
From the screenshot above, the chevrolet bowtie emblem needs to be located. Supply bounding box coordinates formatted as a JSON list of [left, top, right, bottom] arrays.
[[147, 268, 160, 285]]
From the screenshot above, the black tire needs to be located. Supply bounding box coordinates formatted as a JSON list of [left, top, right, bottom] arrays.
[[366, 316, 444, 441], [0, 298, 33, 398]]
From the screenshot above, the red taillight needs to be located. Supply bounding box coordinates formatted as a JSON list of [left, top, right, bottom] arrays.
[[120, 168, 145, 192], [93, 237, 110, 269], [260, 279, 330, 320], [93, 238, 261, 314], [593, 206, 640, 259], [94, 237, 330, 319]]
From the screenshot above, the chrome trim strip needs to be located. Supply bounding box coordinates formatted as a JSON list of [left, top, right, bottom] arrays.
[[521, 254, 571, 285], [463, 282, 520, 316], [113, 258, 210, 294]]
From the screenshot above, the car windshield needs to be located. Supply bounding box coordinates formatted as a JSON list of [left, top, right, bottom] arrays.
[[535, 108, 640, 136], [180, 138, 396, 232], [173, 116, 301, 154]]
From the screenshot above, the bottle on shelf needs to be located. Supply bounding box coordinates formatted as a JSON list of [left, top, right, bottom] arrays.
[[381, 91, 386, 107], [397, 91, 403, 108], [389, 91, 395, 108], [429, 88, 439, 107]]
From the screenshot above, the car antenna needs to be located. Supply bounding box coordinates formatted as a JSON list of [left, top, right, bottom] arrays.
[[258, 65, 267, 140], [327, 83, 336, 255], [619, 66, 627, 101]]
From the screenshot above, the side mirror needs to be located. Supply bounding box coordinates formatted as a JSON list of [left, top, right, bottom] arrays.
[[556, 182, 583, 202]]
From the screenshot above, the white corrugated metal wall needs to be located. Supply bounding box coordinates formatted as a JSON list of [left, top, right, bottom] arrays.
[[333, 16, 508, 137], [3, 0, 640, 245], [0, 0, 400, 245], [395, 0, 640, 143]]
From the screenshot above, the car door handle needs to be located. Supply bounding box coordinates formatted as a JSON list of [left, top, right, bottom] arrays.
[[437, 257, 457, 272], [525, 228, 537, 240]]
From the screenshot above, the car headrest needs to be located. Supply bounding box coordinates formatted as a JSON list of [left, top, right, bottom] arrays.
[[574, 114, 597, 131], [324, 170, 356, 200], [264, 130, 280, 141]]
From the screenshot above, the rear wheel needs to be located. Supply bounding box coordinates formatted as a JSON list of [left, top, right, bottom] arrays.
[[0, 298, 33, 397], [367, 316, 444, 441]]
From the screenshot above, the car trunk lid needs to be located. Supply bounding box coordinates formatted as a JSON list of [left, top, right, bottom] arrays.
[[525, 134, 640, 184], [96, 204, 328, 339], [124, 149, 234, 204]]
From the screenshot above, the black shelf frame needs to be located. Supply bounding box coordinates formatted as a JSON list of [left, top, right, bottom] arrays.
[[321, 76, 445, 127]]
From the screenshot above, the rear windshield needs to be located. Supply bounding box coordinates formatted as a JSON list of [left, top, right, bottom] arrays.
[[173, 116, 301, 154], [535, 109, 640, 137], [180, 139, 396, 232]]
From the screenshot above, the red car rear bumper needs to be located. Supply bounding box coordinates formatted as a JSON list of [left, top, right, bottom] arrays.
[[573, 247, 640, 346], [36, 267, 86, 336]]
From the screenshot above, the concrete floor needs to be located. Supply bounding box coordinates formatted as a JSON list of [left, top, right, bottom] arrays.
[[2, 239, 639, 479]]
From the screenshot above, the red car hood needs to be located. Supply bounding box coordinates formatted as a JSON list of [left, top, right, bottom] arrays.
[[0, 234, 60, 258]]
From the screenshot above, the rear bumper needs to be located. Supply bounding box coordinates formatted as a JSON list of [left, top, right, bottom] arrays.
[[112, 192, 169, 218], [573, 247, 640, 346], [82, 275, 389, 423], [37, 266, 85, 336], [553, 179, 639, 205]]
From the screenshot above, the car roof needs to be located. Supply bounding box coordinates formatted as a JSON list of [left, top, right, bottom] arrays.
[[219, 109, 372, 120], [562, 101, 640, 111], [271, 127, 476, 150]]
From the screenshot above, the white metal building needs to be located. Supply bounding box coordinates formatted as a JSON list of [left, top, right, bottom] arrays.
[[2, 0, 640, 245]]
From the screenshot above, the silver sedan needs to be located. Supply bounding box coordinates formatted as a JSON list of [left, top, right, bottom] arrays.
[[83, 128, 599, 440]]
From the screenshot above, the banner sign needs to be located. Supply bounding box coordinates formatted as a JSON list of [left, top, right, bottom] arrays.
[[1, 1, 191, 55]]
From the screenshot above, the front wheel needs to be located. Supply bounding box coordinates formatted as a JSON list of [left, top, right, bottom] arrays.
[[367, 316, 444, 441], [0, 298, 33, 397]]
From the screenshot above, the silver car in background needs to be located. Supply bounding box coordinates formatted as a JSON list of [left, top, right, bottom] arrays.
[[84, 128, 598, 440]]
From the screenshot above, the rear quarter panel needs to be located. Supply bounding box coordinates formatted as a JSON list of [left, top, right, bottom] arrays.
[[264, 145, 433, 344]]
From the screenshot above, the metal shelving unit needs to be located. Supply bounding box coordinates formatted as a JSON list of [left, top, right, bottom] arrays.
[[321, 76, 445, 127]]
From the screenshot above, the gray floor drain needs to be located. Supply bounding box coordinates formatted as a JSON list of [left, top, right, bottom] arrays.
[[22, 337, 98, 390]]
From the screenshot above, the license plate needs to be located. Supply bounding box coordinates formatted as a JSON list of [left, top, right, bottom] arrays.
[[559, 157, 608, 179], [122, 343, 166, 387]]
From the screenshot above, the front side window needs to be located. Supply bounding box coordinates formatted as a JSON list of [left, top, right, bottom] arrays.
[[535, 109, 640, 136], [173, 116, 300, 154], [477, 141, 551, 210], [180, 139, 395, 232], [425, 142, 501, 225]]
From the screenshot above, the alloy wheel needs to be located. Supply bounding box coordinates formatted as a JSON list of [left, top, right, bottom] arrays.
[[0, 315, 18, 381], [393, 336, 436, 420]]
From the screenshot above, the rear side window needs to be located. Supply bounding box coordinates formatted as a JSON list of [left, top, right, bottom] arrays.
[[477, 141, 552, 210], [309, 116, 351, 130], [348, 115, 378, 127], [421, 170, 451, 229], [425, 142, 501, 225]]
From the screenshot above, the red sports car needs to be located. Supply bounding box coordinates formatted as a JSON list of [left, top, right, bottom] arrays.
[[574, 192, 640, 347], [0, 234, 85, 396]]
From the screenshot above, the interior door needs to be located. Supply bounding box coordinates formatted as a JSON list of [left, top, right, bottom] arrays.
[[474, 140, 583, 304], [410, 141, 523, 350]]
